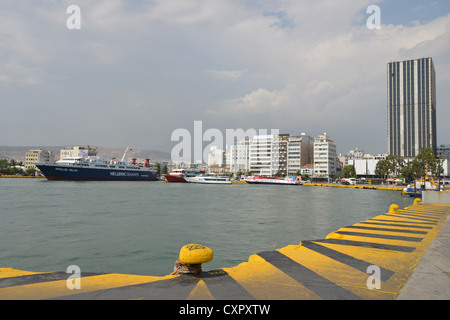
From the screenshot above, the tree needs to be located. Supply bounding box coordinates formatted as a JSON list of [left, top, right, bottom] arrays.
[[274, 171, 284, 177], [400, 160, 421, 183], [375, 155, 405, 179], [161, 165, 168, 175], [396, 147, 444, 183], [343, 165, 356, 178], [375, 159, 389, 179], [385, 155, 405, 177]]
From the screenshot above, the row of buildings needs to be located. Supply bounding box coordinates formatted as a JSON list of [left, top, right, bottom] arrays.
[[207, 132, 340, 178]]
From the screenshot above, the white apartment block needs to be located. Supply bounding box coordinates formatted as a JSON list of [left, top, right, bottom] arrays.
[[249, 135, 275, 176], [229, 138, 250, 172], [314, 133, 337, 177], [25, 149, 54, 170], [207, 146, 226, 168], [227, 133, 316, 176], [343, 148, 387, 177]]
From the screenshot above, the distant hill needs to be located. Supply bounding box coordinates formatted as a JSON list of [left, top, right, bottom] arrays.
[[0, 146, 172, 163]]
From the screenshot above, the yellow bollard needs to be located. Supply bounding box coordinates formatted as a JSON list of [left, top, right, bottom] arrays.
[[413, 198, 422, 205], [171, 244, 214, 275], [389, 204, 400, 213]]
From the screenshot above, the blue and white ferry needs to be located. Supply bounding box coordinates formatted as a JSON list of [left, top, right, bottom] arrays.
[[36, 147, 158, 181]]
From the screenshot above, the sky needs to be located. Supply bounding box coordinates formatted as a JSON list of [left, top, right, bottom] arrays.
[[1, 0, 450, 160]]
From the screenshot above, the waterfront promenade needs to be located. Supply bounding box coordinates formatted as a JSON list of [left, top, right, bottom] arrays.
[[1, 200, 449, 300]]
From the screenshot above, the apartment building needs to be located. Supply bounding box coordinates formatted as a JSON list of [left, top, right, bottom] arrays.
[[24, 149, 53, 170], [287, 133, 313, 175], [249, 135, 274, 175], [313, 133, 337, 177]]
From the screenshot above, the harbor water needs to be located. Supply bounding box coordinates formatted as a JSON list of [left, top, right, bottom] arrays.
[[0, 178, 414, 277]]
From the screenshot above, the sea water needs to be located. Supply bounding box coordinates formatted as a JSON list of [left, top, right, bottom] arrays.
[[0, 178, 413, 276]]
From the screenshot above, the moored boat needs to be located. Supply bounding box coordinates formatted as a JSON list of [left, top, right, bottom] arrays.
[[164, 169, 203, 182], [402, 175, 439, 197], [245, 175, 301, 185], [185, 173, 231, 184], [36, 147, 158, 181]]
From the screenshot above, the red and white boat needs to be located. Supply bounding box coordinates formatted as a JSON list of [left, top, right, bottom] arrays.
[[163, 169, 203, 182]]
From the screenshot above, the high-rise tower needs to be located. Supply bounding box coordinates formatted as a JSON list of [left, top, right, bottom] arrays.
[[387, 57, 436, 158]]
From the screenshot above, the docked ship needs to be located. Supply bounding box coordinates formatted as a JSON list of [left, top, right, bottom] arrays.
[[185, 173, 231, 184], [36, 147, 158, 181], [164, 169, 203, 182], [245, 175, 301, 185]]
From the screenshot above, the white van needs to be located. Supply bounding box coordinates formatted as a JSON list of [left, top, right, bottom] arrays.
[[341, 178, 356, 185]]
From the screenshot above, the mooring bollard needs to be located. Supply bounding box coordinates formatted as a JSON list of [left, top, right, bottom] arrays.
[[389, 204, 400, 213], [171, 244, 213, 275]]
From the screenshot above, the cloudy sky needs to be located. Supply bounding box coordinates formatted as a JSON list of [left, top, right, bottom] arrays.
[[1, 0, 449, 159]]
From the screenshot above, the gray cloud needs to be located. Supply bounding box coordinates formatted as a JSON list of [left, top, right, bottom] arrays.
[[1, 0, 449, 156]]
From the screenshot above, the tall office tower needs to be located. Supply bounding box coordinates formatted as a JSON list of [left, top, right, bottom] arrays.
[[387, 57, 437, 158]]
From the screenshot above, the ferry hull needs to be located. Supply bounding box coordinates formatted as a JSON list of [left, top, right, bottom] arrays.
[[245, 180, 299, 185], [164, 175, 188, 182], [245, 177, 300, 185], [36, 164, 158, 181]]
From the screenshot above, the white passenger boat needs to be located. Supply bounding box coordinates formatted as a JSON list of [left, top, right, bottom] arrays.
[[245, 175, 301, 185], [185, 173, 232, 184]]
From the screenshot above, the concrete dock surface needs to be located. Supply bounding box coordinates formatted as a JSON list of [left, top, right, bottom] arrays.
[[1, 203, 449, 300]]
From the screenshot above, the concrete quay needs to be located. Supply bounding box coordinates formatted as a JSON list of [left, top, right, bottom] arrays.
[[1, 202, 449, 300]]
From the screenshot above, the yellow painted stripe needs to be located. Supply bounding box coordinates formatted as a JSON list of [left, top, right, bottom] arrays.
[[0, 273, 175, 300], [223, 254, 322, 300], [187, 280, 215, 300], [0, 268, 50, 279], [278, 245, 395, 299]]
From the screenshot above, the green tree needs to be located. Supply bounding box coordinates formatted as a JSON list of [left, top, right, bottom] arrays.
[[274, 171, 284, 177], [400, 160, 421, 183], [375, 159, 389, 179], [414, 147, 442, 177], [343, 165, 356, 178], [161, 165, 168, 175], [385, 155, 405, 177]]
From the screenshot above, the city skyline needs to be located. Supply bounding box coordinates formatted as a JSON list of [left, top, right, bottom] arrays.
[[1, 1, 450, 156]]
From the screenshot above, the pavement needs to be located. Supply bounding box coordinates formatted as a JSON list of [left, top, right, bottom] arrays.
[[397, 213, 450, 299], [1, 203, 449, 300]]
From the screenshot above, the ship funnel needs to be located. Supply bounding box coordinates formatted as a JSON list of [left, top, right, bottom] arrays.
[[131, 158, 137, 165], [143, 159, 150, 167]]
